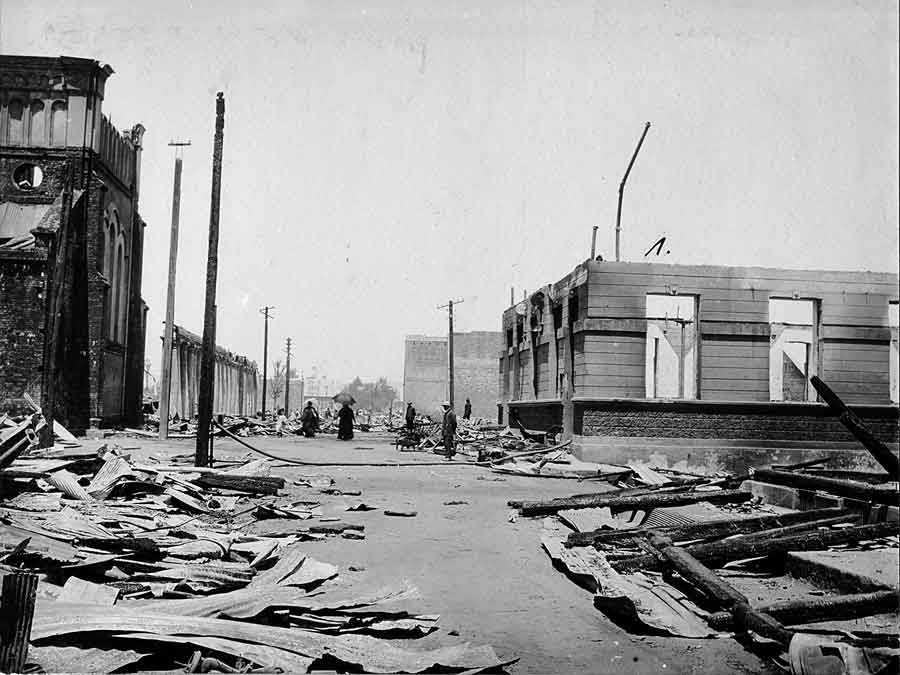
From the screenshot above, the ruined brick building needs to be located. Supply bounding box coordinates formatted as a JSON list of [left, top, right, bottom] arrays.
[[0, 56, 148, 431]]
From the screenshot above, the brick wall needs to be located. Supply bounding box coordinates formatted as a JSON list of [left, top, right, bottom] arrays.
[[577, 400, 899, 443], [0, 252, 47, 412]]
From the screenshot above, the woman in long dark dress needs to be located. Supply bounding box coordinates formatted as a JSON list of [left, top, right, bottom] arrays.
[[337, 403, 355, 441]]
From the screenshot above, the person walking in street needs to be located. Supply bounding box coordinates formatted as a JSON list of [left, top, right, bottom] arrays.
[[275, 408, 288, 437], [405, 402, 416, 432], [441, 401, 457, 460], [337, 402, 355, 441], [463, 398, 472, 420], [300, 400, 320, 438]]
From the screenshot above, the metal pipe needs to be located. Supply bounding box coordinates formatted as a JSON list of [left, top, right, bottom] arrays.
[[590, 225, 598, 260], [615, 121, 651, 262]]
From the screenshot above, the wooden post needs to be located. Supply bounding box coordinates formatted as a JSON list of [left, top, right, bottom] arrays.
[[518, 488, 751, 517], [0, 572, 39, 673], [810, 375, 900, 480], [754, 468, 899, 505], [647, 533, 794, 645], [260, 306, 274, 417], [196, 93, 225, 468], [159, 143, 189, 440]]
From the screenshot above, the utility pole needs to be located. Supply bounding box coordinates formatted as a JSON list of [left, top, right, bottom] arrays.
[[260, 306, 275, 418], [437, 298, 464, 408], [284, 337, 292, 414], [615, 121, 651, 262], [195, 93, 225, 468], [159, 140, 191, 440]]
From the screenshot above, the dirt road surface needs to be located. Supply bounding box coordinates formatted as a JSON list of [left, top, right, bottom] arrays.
[[140, 431, 776, 674]]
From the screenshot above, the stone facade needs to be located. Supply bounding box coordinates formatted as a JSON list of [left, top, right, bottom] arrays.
[[0, 55, 148, 431]]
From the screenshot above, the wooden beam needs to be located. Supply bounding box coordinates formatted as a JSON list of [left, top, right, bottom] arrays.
[[706, 590, 900, 630], [646, 533, 794, 645], [518, 488, 751, 517], [753, 468, 899, 506], [615, 521, 899, 573], [810, 375, 900, 480], [566, 507, 851, 548]]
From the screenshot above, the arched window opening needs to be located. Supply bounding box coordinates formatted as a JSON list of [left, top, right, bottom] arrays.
[[50, 101, 67, 147], [113, 242, 124, 343], [7, 99, 25, 145], [29, 101, 45, 145]]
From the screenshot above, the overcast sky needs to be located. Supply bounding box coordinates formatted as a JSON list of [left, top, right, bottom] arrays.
[[2, 0, 897, 387]]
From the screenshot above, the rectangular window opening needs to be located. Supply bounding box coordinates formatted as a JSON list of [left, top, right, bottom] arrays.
[[645, 294, 698, 399], [769, 298, 819, 402]]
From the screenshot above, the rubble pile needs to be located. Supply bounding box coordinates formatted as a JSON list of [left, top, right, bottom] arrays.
[[512, 458, 900, 674], [0, 415, 515, 674]]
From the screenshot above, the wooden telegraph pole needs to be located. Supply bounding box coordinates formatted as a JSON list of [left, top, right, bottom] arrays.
[[159, 140, 190, 440], [196, 93, 225, 467], [259, 306, 274, 417], [437, 298, 464, 408], [284, 337, 292, 414]]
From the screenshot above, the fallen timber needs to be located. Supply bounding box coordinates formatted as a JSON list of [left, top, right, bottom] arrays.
[[810, 375, 900, 480], [645, 533, 795, 646], [706, 590, 900, 630], [193, 473, 284, 495], [606, 513, 861, 563], [516, 488, 752, 517], [613, 521, 900, 573], [567, 507, 854, 548], [753, 468, 900, 506]]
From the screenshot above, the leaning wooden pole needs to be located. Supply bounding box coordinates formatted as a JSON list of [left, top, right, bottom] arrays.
[[196, 92, 225, 467], [810, 375, 900, 480], [0, 572, 39, 673]]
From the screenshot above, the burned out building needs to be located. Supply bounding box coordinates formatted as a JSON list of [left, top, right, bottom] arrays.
[[403, 332, 502, 417], [500, 260, 899, 464], [0, 55, 148, 431], [164, 325, 259, 419]]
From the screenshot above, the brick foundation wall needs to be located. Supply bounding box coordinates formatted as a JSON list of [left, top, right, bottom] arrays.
[[0, 252, 47, 412], [509, 401, 563, 430], [577, 400, 899, 443]]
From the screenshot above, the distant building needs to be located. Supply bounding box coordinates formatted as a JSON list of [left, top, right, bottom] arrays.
[[0, 55, 148, 430], [164, 325, 259, 418], [500, 259, 899, 457], [403, 332, 502, 418]]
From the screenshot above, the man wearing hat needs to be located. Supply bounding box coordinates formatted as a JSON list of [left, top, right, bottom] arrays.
[[405, 402, 416, 432], [441, 401, 457, 460]]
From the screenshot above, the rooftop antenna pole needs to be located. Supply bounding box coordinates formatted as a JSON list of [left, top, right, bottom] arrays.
[[159, 140, 191, 440], [437, 298, 465, 408], [615, 121, 651, 262]]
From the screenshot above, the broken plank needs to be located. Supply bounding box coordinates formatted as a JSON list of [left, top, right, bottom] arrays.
[[193, 472, 284, 495], [519, 488, 752, 517]]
